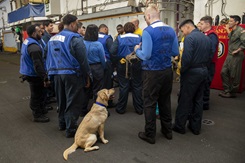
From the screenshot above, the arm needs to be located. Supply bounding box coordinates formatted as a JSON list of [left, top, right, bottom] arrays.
[[180, 36, 194, 74], [225, 24, 231, 34], [209, 33, 219, 59], [135, 30, 152, 60], [109, 37, 119, 57], [28, 44, 48, 81], [71, 37, 92, 79], [106, 36, 113, 50], [232, 31, 245, 55], [98, 43, 106, 69]]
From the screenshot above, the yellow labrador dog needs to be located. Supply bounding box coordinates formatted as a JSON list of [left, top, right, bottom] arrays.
[[63, 88, 115, 161]]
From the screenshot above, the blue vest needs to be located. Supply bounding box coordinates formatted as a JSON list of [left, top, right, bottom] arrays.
[[98, 33, 112, 61], [117, 33, 141, 58], [46, 30, 81, 75], [19, 37, 44, 76], [142, 21, 176, 70]]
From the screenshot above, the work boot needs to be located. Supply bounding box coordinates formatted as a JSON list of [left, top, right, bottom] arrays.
[[172, 125, 185, 134], [161, 129, 173, 140], [33, 115, 50, 123], [220, 92, 236, 98], [138, 132, 155, 144]]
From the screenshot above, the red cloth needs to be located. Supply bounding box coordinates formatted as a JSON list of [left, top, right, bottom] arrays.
[[23, 31, 28, 40], [204, 28, 219, 63]]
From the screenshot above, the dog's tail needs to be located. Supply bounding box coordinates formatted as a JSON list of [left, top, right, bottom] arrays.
[[63, 143, 78, 161]]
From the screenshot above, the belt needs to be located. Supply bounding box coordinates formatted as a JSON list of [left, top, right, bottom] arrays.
[[190, 63, 207, 69]]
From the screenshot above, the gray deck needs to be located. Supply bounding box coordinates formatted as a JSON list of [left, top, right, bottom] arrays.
[[0, 52, 244, 163]]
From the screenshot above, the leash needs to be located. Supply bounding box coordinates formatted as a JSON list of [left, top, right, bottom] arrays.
[[125, 52, 140, 79]]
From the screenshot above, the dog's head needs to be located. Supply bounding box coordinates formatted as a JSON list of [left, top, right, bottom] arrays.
[[96, 88, 115, 106]]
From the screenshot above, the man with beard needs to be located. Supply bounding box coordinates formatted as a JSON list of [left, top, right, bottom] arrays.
[[20, 24, 50, 122]]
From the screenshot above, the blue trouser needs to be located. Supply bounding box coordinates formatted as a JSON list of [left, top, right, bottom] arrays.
[[174, 67, 208, 132], [116, 61, 143, 113], [203, 62, 215, 108], [54, 74, 85, 135]]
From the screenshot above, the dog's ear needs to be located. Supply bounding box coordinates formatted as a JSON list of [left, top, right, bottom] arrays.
[[99, 91, 109, 101]]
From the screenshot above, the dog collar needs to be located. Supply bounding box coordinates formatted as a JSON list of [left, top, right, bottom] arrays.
[[95, 102, 107, 108]]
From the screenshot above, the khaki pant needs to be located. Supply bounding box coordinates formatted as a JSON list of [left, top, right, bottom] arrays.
[[221, 52, 244, 93]]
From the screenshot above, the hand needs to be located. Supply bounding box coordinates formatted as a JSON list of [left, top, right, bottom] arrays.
[[44, 81, 51, 87], [225, 24, 231, 34], [85, 76, 90, 88], [134, 42, 142, 52], [232, 48, 241, 55]]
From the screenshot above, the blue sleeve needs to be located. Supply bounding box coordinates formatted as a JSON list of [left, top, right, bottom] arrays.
[[209, 33, 219, 57], [71, 37, 91, 78], [98, 43, 106, 69], [135, 30, 152, 60], [172, 35, 180, 56], [181, 36, 194, 73]]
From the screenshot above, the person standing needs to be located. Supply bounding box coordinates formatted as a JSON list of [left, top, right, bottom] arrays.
[[77, 22, 86, 37], [41, 20, 54, 46], [20, 24, 50, 123], [98, 24, 116, 108], [199, 16, 219, 110], [114, 24, 125, 39], [131, 18, 143, 36], [40, 20, 55, 108], [84, 24, 106, 100], [110, 22, 143, 115], [173, 19, 212, 135], [46, 14, 91, 138], [135, 4, 179, 144], [220, 15, 245, 98]]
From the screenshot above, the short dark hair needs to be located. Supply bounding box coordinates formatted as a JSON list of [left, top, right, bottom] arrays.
[[77, 22, 83, 28], [84, 24, 99, 41], [36, 23, 41, 27], [230, 15, 241, 24], [43, 20, 53, 27], [179, 19, 195, 29], [82, 26, 86, 29], [200, 16, 213, 26], [99, 24, 108, 30], [62, 14, 77, 25], [124, 22, 135, 33], [117, 24, 123, 28], [27, 24, 39, 37]]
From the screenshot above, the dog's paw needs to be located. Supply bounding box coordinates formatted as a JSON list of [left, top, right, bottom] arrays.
[[84, 146, 99, 152], [102, 139, 109, 144], [94, 146, 99, 150]]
